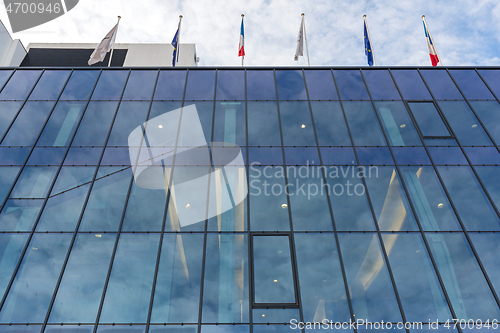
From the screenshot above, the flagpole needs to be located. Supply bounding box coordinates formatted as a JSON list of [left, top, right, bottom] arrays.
[[422, 15, 443, 66], [241, 14, 244, 67], [302, 13, 310, 67], [108, 16, 121, 67], [363, 15, 376, 66], [176, 15, 183, 66]]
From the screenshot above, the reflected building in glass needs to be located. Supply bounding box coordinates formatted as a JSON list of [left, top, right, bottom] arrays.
[[0, 67, 499, 333]]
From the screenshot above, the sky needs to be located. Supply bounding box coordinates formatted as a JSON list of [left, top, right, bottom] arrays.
[[0, 0, 500, 67]]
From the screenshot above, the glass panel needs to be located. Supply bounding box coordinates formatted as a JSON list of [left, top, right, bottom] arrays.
[[0, 102, 22, 140], [253, 235, 295, 304], [375, 101, 422, 146], [60, 70, 100, 100], [399, 166, 461, 231], [79, 167, 132, 232], [72, 102, 119, 147], [469, 101, 500, 145], [45, 326, 94, 333], [100, 148, 130, 166], [0, 199, 43, 231], [201, 326, 248, 333], [427, 147, 468, 165], [216, 70, 244, 100], [425, 233, 500, 320], [48, 234, 116, 323], [64, 148, 102, 165], [310, 101, 350, 146], [247, 102, 281, 146], [213, 102, 245, 146], [438, 166, 500, 231], [0, 166, 21, 204], [0, 234, 29, 297], [476, 166, 500, 211], [122, 70, 157, 100], [320, 147, 356, 165], [0, 70, 12, 89], [150, 326, 198, 333], [356, 147, 394, 165], [424, 138, 458, 146], [294, 233, 351, 323], [469, 233, 500, 296], [279, 101, 316, 146], [333, 70, 370, 100], [246, 70, 276, 100], [10, 166, 58, 199], [253, 309, 300, 324], [420, 70, 462, 100], [0, 234, 72, 323], [364, 167, 418, 231], [107, 102, 150, 146], [96, 326, 145, 333], [182, 101, 213, 145], [343, 101, 386, 146], [26, 147, 65, 166], [91, 70, 129, 100], [150, 234, 204, 323], [0, 147, 29, 165], [338, 234, 402, 322], [52, 166, 95, 194], [29, 70, 70, 100], [254, 323, 298, 332], [391, 70, 432, 100], [464, 147, 500, 165], [37, 102, 86, 147], [275, 70, 307, 100], [478, 69, 500, 97], [407, 102, 451, 138], [286, 167, 332, 231], [154, 70, 187, 100], [248, 148, 282, 165], [0, 327, 42, 333], [438, 101, 493, 146], [449, 70, 494, 100], [362, 70, 400, 100], [249, 166, 290, 231], [392, 147, 431, 165], [202, 234, 248, 323], [0, 70, 41, 101], [304, 70, 338, 100], [1, 102, 55, 147], [184, 71, 215, 100], [99, 233, 159, 323]]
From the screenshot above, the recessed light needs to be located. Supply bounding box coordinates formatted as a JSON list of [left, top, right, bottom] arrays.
[[437, 203, 444, 208], [281, 204, 287, 209], [32, 247, 38, 250], [186, 204, 191, 209], [472, 124, 478, 128], [262, 314, 266, 317], [277, 250, 283, 254], [400, 124, 406, 128], [273, 279, 278, 282], [301, 124, 306, 128], [95, 234, 102, 238], [158, 125, 163, 128]]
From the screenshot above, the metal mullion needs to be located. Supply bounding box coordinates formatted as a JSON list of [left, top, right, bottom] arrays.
[[272, 69, 305, 332], [145, 69, 187, 333], [301, 68, 357, 326], [0, 70, 14, 93], [39, 69, 105, 331], [341, 69, 410, 333]]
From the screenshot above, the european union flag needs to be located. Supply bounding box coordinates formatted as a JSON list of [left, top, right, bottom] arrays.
[[171, 28, 179, 67], [364, 21, 374, 66]]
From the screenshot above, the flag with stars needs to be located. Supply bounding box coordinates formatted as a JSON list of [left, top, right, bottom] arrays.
[[171, 26, 179, 67], [364, 20, 374, 66]]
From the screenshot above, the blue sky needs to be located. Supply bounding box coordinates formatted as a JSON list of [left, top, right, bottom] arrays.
[[0, 0, 499, 66]]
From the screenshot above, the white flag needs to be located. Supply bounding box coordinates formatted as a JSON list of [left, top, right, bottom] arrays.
[[294, 16, 304, 61], [88, 23, 119, 66]]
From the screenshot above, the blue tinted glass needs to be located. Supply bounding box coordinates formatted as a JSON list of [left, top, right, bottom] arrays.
[[343, 102, 386, 146], [356, 147, 394, 165], [420, 70, 462, 100], [400, 166, 461, 231], [0, 326, 43, 333], [151, 234, 204, 324], [391, 70, 432, 100], [122, 70, 158, 100], [91, 70, 129, 100], [0, 234, 28, 296], [213, 102, 245, 146], [464, 147, 500, 165], [37, 102, 86, 147], [253, 309, 300, 324], [0, 166, 20, 204], [216, 70, 245, 100], [0, 148, 29, 165], [275, 70, 307, 100], [339, 234, 402, 322], [96, 326, 145, 333], [424, 138, 458, 146], [279, 101, 316, 146], [469, 233, 500, 297], [392, 147, 431, 165], [180, 101, 213, 145], [247, 102, 281, 146], [294, 233, 350, 322], [0, 234, 72, 323], [150, 327, 198, 333], [26, 147, 65, 165], [10, 166, 58, 199], [427, 147, 468, 165], [246, 70, 276, 100], [52, 166, 94, 194], [107, 102, 150, 146], [407, 102, 451, 138], [201, 326, 248, 333], [449, 70, 494, 100], [0, 102, 22, 140], [248, 148, 282, 165], [0, 199, 43, 231], [154, 70, 187, 100], [100, 147, 130, 165], [469, 101, 500, 145], [60, 70, 100, 100], [48, 234, 115, 323], [1, 101, 55, 147], [72, 102, 119, 146], [320, 147, 356, 165], [375, 101, 422, 146], [284, 147, 319, 165], [478, 69, 500, 97], [100, 233, 159, 323], [310, 101, 351, 146], [438, 166, 500, 230], [64, 147, 102, 165], [253, 235, 295, 304], [362, 70, 400, 100], [438, 101, 492, 146], [0, 70, 41, 101], [304, 70, 338, 100], [184, 70, 215, 100], [29, 70, 70, 100], [333, 70, 370, 100], [476, 166, 500, 211], [0, 71, 12, 89]]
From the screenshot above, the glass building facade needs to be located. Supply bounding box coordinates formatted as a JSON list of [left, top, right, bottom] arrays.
[[0, 68, 499, 333]]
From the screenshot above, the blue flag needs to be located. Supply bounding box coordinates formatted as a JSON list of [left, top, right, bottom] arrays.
[[171, 28, 179, 67], [364, 21, 374, 66]]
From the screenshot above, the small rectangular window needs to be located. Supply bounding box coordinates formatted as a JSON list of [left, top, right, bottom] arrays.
[[407, 102, 452, 139]]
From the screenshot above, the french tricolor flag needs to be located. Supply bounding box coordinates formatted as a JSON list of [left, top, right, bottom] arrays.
[[238, 16, 245, 57], [422, 17, 440, 66]]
